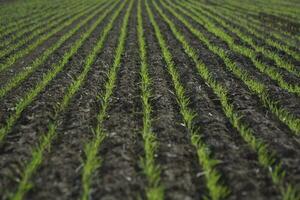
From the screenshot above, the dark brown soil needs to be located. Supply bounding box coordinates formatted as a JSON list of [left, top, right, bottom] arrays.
[[143, 1, 203, 199], [0, 1, 123, 199], [0, 0, 299, 199], [155, 0, 300, 193], [258, 13, 300, 35]]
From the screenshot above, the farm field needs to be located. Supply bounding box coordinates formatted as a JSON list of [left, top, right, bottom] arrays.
[[0, 0, 299, 199]]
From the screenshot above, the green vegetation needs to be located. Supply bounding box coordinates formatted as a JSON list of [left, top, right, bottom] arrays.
[[0, 1, 87, 57], [9, 1, 124, 199], [223, 0, 300, 23], [186, 0, 300, 62], [0, 0, 64, 34], [0, 0, 299, 199], [160, 0, 300, 136], [0, 0, 106, 73], [81, 0, 133, 199], [0, 0, 117, 142], [180, 0, 300, 78], [152, 0, 299, 198], [137, 0, 164, 199], [146, 1, 230, 199], [0, 1, 110, 99], [215, 2, 300, 49]]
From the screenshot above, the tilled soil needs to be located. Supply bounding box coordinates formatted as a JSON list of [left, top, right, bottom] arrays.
[[0, 0, 299, 199]]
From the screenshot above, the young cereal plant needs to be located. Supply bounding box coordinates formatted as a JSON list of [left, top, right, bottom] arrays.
[[153, 0, 299, 199], [0, 0, 107, 73], [146, 1, 230, 199], [182, 0, 300, 75], [211, 2, 300, 50], [0, 1, 63, 36], [137, 0, 164, 199], [160, 0, 300, 136], [172, 0, 300, 94], [9, 1, 126, 199], [81, 1, 133, 199], [0, 1, 86, 58], [201, 2, 300, 61], [0, 0, 119, 143], [0, 0, 110, 100]]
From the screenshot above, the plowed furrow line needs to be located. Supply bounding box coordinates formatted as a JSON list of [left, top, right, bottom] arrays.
[[0, 0, 117, 143], [0, 8, 60, 43], [0, 0, 69, 21], [81, 1, 133, 199], [0, 1, 110, 100], [188, 1, 300, 63], [23, 13, 123, 200], [153, 0, 299, 198], [167, 0, 300, 94], [7, 1, 124, 199], [159, 0, 300, 135], [180, 0, 300, 77], [92, 3, 145, 198], [146, 1, 230, 199], [138, 0, 163, 199], [222, 0, 300, 25], [142, 1, 203, 198], [216, 3, 300, 47], [0, 2, 64, 35], [0, 0, 86, 53], [0, 1, 105, 73], [149, 2, 284, 199]]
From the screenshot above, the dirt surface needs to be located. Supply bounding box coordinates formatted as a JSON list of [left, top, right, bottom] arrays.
[[0, 0, 299, 199]]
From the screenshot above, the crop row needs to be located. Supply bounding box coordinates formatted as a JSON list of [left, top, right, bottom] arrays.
[[0, 0, 84, 36], [162, 0, 300, 136], [150, 0, 299, 199], [0, 1, 88, 58], [218, 2, 300, 46], [0, 0, 87, 49], [146, 1, 231, 199], [0, 0, 114, 142], [173, 0, 300, 96], [81, 0, 133, 199], [0, 0, 102, 73], [7, 1, 122, 199], [183, 0, 300, 76], [1, 0, 299, 199], [137, 0, 163, 199], [224, 0, 300, 24], [0, 2, 111, 100], [192, 1, 300, 62]]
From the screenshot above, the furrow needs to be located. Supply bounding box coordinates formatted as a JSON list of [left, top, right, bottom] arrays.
[[24, 7, 124, 200], [81, 1, 134, 199], [0, 0, 86, 55], [137, 0, 163, 199], [181, 0, 300, 77], [0, 1, 64, 35], [142, 1, 204, 199], [0, 1, 104, 73], [153, 0, 299, 199], [159, 0, 300, 135], [0, 0, 117, 143], [146, 1, 230, 199], [221, 0, 300, 25], [187, 1, 300, 63], [217, 2, 300, 47], [0, 1, 109, 100], [8, 1, 123, 199], [167, 0, 300, 94]]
